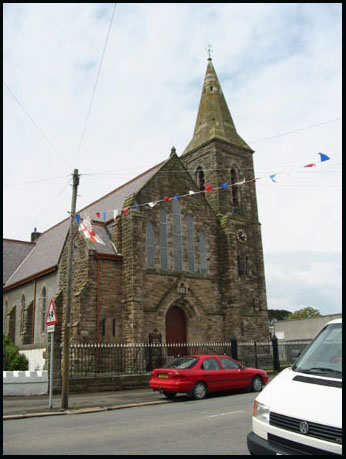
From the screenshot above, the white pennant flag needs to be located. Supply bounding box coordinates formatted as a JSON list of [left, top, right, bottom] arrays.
[[188, 190, 196, 195], [148, 202, 157, 208], [113, 209, 119, 220]]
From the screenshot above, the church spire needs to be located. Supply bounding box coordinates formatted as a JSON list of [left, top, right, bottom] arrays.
[[183, 58, 252, 154]]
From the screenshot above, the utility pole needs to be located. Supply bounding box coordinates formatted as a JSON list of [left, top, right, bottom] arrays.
[[61, 169, 79, 409]]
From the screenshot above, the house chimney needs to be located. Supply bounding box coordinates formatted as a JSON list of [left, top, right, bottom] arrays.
[[31, 227, 41, 242]]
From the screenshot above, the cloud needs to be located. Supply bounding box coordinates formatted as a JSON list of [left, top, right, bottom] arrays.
[[265, 251, 342, 315], [3, 4, 341, 315]]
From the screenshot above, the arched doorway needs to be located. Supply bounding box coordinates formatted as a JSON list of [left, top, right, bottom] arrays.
[[165, 305, 187, 356]]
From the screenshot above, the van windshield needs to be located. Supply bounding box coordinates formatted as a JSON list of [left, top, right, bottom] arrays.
[[293, 323, 342, 379]]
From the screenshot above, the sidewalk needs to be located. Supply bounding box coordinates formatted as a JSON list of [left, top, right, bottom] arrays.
[[3, 388, 169, 420], [3, 374, 277, 420]]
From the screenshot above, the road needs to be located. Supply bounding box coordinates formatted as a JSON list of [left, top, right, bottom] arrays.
[[3, 391, 256, 455]]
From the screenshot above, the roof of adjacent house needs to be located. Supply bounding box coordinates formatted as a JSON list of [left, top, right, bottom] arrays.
[[3, 161, 163, 290], [3, 239, 35, 285]]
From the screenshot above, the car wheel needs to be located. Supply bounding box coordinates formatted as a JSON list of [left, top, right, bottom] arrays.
[[163, 391, 177, 399], [251, 375, 263, 392], [191, 381, 208, 400]]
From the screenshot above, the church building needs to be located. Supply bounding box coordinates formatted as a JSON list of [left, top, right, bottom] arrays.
[[3, 57, 269, 369]]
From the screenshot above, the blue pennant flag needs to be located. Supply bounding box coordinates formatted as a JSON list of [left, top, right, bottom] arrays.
[[220, 182, 228, 189], [269, 174, 277, 183], [318, 152, 330, 162], [75, 214, 81, 226]]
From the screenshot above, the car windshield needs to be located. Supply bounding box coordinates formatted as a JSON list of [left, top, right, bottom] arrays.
[[293, 323, 342, 379], [163, 356, 198, 369]]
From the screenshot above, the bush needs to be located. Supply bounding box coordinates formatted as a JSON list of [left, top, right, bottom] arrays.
[[3, 334, 29, 370]]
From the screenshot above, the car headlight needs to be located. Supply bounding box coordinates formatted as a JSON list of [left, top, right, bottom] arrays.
[[252, 400, 270, 424]]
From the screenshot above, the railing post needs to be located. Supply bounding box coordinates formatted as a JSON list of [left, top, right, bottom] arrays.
[[231, 336, 238, 361], [272, 335, 281, 372], [254, 341, 258, 368]]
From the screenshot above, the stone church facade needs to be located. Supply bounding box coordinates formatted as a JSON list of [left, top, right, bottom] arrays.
[[3, 58, 269, 370]]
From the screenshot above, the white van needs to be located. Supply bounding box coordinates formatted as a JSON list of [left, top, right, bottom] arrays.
[[247, 318, 342, 455]]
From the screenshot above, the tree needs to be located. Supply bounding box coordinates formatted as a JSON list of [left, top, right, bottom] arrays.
[[288, 307, 322, 320], [3, 334, 29, 370], [268, 309, 291, 323]]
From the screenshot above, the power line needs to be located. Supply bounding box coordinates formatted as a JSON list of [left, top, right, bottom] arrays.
[[73, 3, 117, 167], [3, 81, 72, 171], [249, 117, 341, 143]]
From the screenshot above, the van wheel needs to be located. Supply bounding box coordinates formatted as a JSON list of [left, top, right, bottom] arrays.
[[251, 375, 263, 392], [191, 381, 208, 400]]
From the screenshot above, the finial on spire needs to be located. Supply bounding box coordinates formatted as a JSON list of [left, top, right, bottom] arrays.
[[206, 43, 213, 60], [170, 146, 176, 157]]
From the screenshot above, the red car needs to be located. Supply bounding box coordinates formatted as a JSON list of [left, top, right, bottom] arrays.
[[149, 354, 268, 400]]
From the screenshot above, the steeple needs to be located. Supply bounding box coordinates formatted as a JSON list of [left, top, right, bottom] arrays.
[[183, 58, 252, 154]]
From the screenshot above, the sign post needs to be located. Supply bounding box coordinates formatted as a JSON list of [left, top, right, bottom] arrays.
[[45, 299, 58, 409]]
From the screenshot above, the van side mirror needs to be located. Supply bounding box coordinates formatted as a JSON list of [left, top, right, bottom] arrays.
[[290, 349, 301, 362]]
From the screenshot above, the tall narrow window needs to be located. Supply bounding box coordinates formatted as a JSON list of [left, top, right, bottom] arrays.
[[4, 299, 8, 333], [230, 168, 239, 206], [187, 214, 195, 272], [196, 166, 205, 191], [112, 319, 116, 337], [41, 287, 47, 332], [146, 221, 155, 268], [21, 295, 25, 333], [199, 231, 207, 273], [160, 209, 168, 270], [172, 200, 182, 271]]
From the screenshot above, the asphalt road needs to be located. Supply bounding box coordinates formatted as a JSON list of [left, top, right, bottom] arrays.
[[3, 390, 256, 455]]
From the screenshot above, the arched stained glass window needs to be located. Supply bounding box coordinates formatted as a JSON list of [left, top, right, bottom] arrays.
[[187, 214, 195, 272], [160, 209, 168, 270], [230, 168, 239, 206], [172, 200, 182, 271], [196, 166, 205, 191], [146, 222, 155, 268], [199, 231, 207, 273]]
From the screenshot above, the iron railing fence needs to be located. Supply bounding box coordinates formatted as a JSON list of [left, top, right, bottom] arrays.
[[68, 339, 311, 378]]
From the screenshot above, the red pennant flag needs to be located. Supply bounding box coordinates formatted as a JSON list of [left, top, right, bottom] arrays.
[[96, 212, 101, 218], [304, 163, 316, 168], [123, 207, 129, 217], [164, 196, 172, 202], [205, 185, 213, 192]]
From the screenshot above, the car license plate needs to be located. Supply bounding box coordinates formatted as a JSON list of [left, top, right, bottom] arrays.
[[158, 373, 169, 379]]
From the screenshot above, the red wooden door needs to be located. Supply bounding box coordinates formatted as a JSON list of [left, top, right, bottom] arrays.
[[165, 306, 187, 356]]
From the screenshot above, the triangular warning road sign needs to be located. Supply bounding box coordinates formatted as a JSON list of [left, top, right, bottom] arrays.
[[45, 299, 58, 326]]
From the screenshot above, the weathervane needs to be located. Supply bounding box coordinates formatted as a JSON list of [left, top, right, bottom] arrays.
[[206, 43, 214, 60]]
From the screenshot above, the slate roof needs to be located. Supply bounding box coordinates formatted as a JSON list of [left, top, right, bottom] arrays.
[[4, 161, 163, 289], [3, 239, 35, 285]]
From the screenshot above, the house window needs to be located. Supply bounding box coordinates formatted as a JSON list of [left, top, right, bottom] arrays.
[[112, 319, 116, 337], [199, 230, 207, 273], [4, 299, 8, 333], [41, 287, 47, 332], [160, 209, 168, 270], [146, 221, 155, 268], [230, 168, 239, 206], [21, 295, 25, 333], [172, 200, 182, 271], [187, 214, 195, 272], [196, 167, 205, 191], [101, 318, 106, 337]]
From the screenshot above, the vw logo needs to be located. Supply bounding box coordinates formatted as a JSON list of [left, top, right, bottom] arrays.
[[299, 421, 309, 434]]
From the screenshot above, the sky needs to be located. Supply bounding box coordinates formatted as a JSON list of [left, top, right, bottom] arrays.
[[3, 3, 342, 316]]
